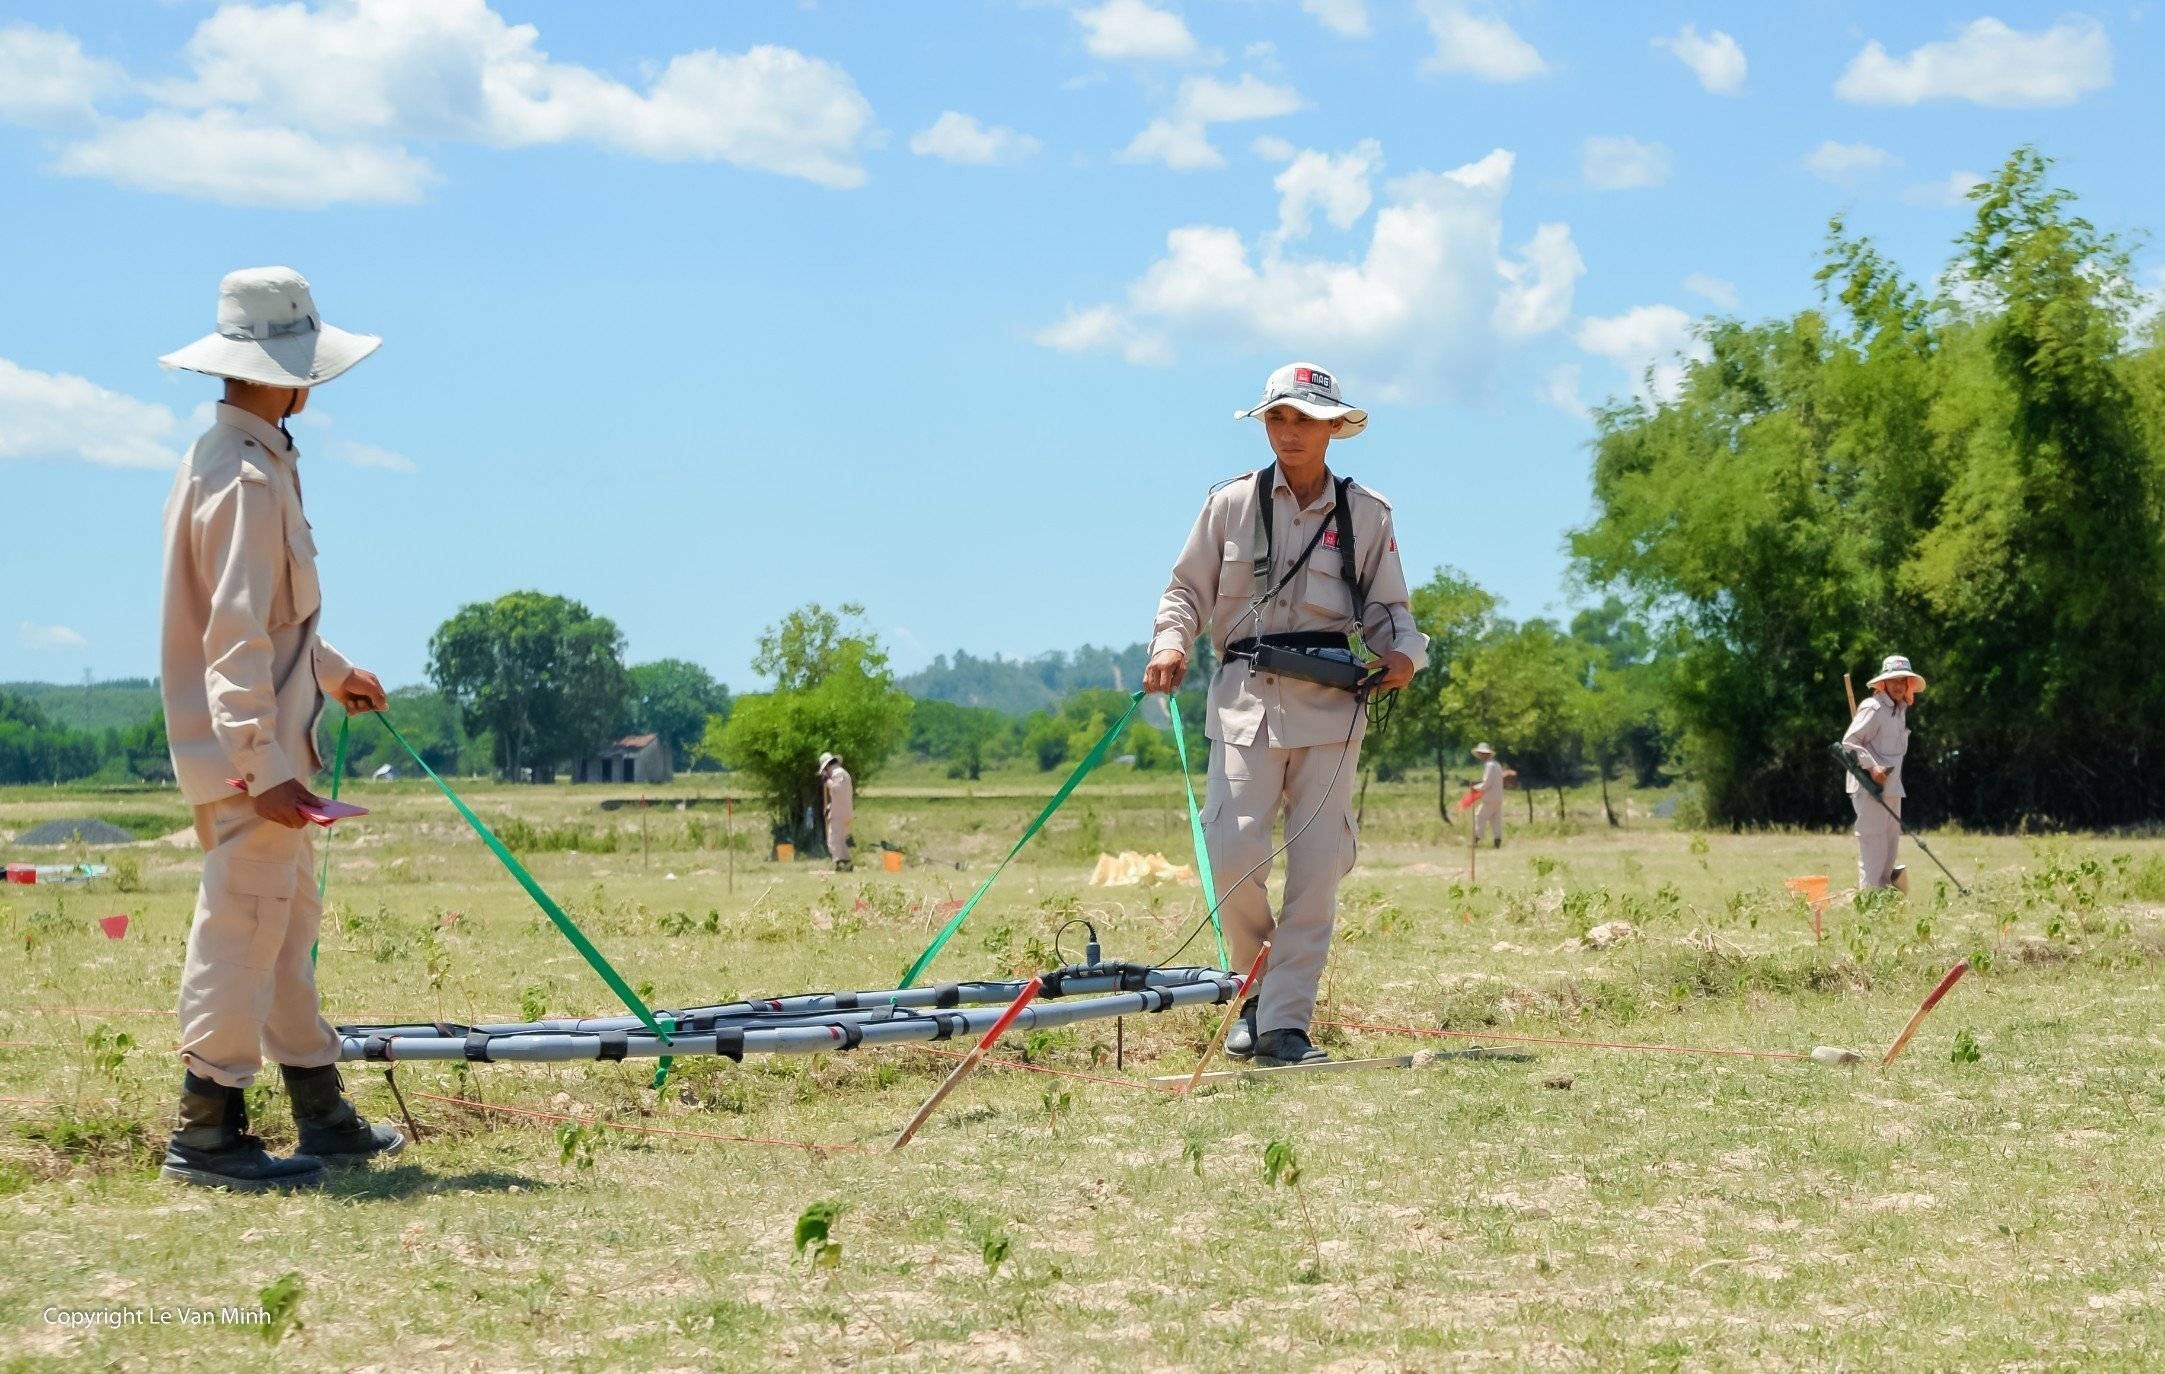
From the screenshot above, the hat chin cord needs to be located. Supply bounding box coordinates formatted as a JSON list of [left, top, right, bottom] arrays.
[[278, 388, 301, 449]]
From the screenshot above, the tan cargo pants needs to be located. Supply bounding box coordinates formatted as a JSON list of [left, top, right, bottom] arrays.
[[1202, 735, 1361, 1037], [178, 794, 341, 1088], [1473, 798, 1505, 843], [1852, 790, 1903, 890]]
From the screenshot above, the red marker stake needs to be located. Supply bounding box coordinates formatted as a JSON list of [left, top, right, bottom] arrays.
[[1881, 960, 1970, 1067], [891, 976, 1042, 1150], [1184, 942, 1271, 1095]]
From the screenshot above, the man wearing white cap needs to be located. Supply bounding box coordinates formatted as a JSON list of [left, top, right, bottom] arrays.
[[156, 267, 403, 1189], [819, 752, 855, 871], [1841, 655, 1925, 894], [1145, 363, 1426, 1067], [1470, 743, 1506, 848]]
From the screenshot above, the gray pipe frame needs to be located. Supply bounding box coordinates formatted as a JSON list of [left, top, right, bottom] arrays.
[[338, 966, 1226, 1040], [339, 972, 1240, 1064]]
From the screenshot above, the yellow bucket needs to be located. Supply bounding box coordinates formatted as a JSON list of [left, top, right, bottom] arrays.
[[882, 850, 904, 873], [776, 842, 795, 863]]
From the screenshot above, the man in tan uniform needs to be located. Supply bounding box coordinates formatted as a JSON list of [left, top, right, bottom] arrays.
[[157, 267, 404, 1190], [1470, 742, 1506, 848], [819, 751, 855, 871], [1842, 655, 1923, 894], [1145, 362, 1426, 1067]]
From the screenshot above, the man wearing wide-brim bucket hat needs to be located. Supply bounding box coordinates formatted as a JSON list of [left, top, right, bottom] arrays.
[[156, 267, 403, 1190], [819, 752, 855, 871], [1144, 362, 1426, 1068], [1841, 655, 1926, 895], [1470, 742, 1506, 849]]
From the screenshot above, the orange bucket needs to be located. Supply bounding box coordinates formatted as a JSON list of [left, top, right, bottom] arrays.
[[882, 850, 904, 873], [775, 842, 795, 863]]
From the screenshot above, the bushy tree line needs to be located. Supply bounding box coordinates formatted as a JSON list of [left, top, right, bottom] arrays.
[[0, 690, 170, 784], [1573, 149, 2165, 828]]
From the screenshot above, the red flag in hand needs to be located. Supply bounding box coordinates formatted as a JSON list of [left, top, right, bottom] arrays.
[[1456, 788, 1482, 812]]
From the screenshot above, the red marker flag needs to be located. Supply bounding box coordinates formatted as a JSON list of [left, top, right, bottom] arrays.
[[1456, 788, 1482, 812]]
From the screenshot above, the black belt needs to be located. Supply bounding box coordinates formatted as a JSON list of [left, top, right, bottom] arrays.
[[1225, 631, 1352, 657]]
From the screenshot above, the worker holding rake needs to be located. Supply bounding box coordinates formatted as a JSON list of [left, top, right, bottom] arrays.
[[1145, 363, 1425, 1068], [155, 267, 404, 1190], [1842, 655, 1925, 894]]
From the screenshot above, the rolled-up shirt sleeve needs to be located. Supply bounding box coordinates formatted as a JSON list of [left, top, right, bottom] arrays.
[[314, 636, 354, 696], [193, 473, 296, 796], [1359, 505, 1429, 670], [1151, 498, 1219, 659]]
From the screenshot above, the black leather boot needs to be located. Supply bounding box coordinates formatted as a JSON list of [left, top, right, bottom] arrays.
[[1253, 1028, 1330, 1068], [162, 1073, 327, 1191], [282, 1064, 405, 1163], [1222, 997, 1260, 1060]]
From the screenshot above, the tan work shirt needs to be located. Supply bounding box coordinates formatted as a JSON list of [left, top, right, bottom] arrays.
[[1152, 464, 1428, 748], [1841, 690, 1910, 800], [161, 403, 352, 806], [823, 765, 855, 829]]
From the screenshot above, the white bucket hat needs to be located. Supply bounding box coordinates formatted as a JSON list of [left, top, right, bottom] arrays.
[[818, 752, 840, 770], [1867, 655, 1926, 691], [159, 267, 380, 388], [1472, 742, 1495, 757], [1236, 362, 1367, 437]]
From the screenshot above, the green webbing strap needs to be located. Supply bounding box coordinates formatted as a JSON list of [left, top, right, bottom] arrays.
[[1169, 702, 1229, 970], [898, 692, 1145, 988], [649, 1013, 676, 1091], [376, 713, 674, 1046], [309, 713, 350, 966]]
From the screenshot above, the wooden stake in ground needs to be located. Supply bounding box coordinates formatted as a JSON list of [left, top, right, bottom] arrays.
[[725, 797, 735, 895], [1881, 959, 1970, 1066], [1183, 942, 1270, 1094], [891, 976, 1042, 1150]]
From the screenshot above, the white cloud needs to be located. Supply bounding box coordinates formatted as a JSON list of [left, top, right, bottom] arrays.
[[49, 0, 878, 202], [1651, 24, 1745, 95], [0, 357, 180, 469], [1417, 1, 1550, 82], [1302, 0, 1370, 39], [1032, 305, 1172, 366], [1541, 363, 1586, 418], [335, 440, 417, 473], [1902, 170, 1987, 208], [0, 23, 123, 123], [1179, 74, 1305, 123], [909, 111, 1041, 165], [18, 622, 89, 652], [1576, 304, 1707, 405], [1251, 134, 1297, 163], [1270, 139, 1382, 243], [1035, 145, 1584, 402], [1075, 0, 1198, 62], [58, 109, 440, 207], [1683, 273, 1740, 311], [1119, 74, 1306, 171], [1804, 139, 1900, 184], [1120, 117, 1224, 170], [1580, 135, 1671, 191], [1835, 17, 2111, 108]]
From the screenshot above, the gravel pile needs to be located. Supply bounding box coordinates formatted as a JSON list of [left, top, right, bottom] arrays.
[[13, 818, 137, 847]]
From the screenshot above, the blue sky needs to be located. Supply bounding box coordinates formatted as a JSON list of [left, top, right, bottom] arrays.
[[2, 2, 2157, 691]]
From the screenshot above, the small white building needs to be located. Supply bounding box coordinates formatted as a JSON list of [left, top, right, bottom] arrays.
[[572, 734, 672, 784]]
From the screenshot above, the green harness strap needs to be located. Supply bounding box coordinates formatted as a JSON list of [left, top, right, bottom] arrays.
[[1169, 703, 1229, 970], [898, 692, 1145, 988], [375, 713, 674, 1047], [307, 713, 351, 966]]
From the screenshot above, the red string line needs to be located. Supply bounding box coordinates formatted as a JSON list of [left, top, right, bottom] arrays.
[[1314, 1017, 1809, 1061], [904, 1044, 1175, 1092], [409, 1091, 871, 1155]]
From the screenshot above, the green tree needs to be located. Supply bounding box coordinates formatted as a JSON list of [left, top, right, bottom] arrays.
[[1573, 146, 2165, 827], [713, 604, 913, 846], [625, 659, 731, 766], [427, 591, 634, 782], [1368, 567, 1501, 820]]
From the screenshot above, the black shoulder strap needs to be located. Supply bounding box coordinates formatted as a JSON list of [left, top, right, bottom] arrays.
[[1251, 467, 1275, 587], [1333, 476, 1369, 628]]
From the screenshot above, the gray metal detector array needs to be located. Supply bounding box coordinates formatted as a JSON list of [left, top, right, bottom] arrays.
[[337, 964, 1242, 1066]]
